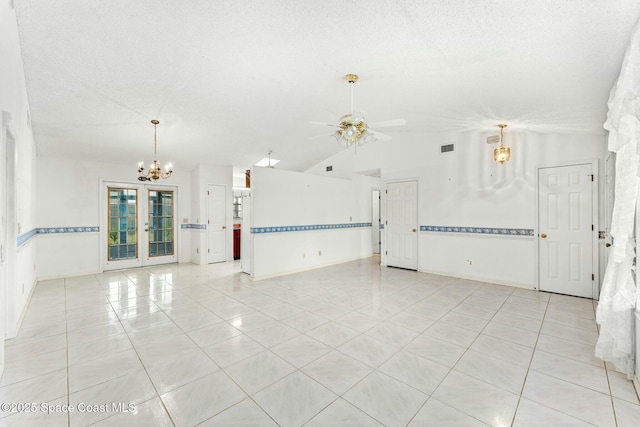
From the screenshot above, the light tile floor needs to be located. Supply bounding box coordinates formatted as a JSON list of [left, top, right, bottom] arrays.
[[1, 257, 639, 426]]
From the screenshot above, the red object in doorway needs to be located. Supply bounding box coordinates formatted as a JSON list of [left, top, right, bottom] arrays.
[[233, 228, 241, 260]]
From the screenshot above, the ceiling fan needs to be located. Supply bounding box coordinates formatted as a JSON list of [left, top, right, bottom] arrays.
[[310, 74, 406, 149]]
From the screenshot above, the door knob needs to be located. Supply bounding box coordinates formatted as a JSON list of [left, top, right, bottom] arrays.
[[222, 226, 227, 230], [540, 233, 547, 238], [606, 243, 611, 247], [412, 228, 417, 232]]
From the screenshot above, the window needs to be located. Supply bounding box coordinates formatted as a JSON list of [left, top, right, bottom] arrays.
[[149, 190, 174, 257], [108, 188, 137, 260]]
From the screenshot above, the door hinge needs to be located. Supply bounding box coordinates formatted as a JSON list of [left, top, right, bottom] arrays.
[[208, 249, 210, 253], [591, 224, 594, 231], [386, 220, 388, 225], [385, 251, 388, 255], [592, 273, 594, 280], [385, 189, 387, 194], [207, 191, 210, 195]]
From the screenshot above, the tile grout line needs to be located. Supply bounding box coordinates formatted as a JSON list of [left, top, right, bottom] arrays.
[[597, 298, 620, 427], [65, 277, 70, 427], [508, 291, 551, 427]]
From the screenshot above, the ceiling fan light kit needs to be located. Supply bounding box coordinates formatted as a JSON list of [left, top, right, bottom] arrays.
[[138, 120, 173, 181], [311, 74, 406, 150]]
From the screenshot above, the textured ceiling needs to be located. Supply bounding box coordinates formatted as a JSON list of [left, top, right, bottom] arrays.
[[14, 0, 640, 174]]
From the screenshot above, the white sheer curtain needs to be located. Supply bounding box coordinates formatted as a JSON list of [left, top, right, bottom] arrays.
[[595, 19, 640, 378]]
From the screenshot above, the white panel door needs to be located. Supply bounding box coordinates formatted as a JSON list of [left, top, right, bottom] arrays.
[[386, 180, 418, 270], [207, 184, 226, 263], [538, 164, 594, 298], [372, 190, 380, 254]]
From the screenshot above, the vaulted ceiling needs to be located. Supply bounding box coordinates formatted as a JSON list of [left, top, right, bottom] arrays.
[[14, 1, 640, 174]]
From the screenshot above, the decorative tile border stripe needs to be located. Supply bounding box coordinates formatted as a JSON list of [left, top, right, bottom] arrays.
[[252, 223, 372, 234], [18, 226, 100, 247], [17, 229, 38, 247], [180, 224, 207, 229], [38, 226, 100, 234], [420, 225, 534, 236]]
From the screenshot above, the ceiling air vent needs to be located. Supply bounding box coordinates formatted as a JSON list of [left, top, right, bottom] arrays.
[[440, 144, 454, 153]]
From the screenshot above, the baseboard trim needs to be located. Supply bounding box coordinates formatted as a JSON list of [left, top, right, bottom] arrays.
[[417, 268, 534, 290], [36, 270, 101, 281], [252, 255, 372, 281], [5, 276, 38, 340]]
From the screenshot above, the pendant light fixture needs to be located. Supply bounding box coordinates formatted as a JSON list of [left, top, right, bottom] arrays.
[[493, 124, 511, 164], [138, 119, 173, 181]]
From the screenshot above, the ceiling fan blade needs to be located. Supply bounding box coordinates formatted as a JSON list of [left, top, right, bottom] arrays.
[[309, 121, 340, 127], [367, 118, 406, 128], [370, 130, 393, 141], [308, 133, 332, 140]]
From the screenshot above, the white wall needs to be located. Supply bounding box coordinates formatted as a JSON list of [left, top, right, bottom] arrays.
[[307, 130, 607, 289], [1, 3, 38, 338], [36, 157, 192, 278], [250, 166, 376, 278]]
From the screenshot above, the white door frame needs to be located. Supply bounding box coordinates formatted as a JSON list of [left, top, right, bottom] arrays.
[[372, 189, 381, 254], [100, 180, 179, 271], [0, 111, 17, 376], [382, 178, 419, 270], [241, 193, 252, 274], [535, 159, 599, 299]]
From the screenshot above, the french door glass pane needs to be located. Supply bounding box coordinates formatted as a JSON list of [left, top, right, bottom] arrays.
[[108, 188, 137, 260], [149, 190, 174, 257]]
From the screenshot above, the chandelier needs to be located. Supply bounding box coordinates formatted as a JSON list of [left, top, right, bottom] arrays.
[[138, 119, 173, 181], [493, 124, 511, 164]]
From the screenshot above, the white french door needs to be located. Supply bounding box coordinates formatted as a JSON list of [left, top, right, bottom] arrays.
[[538, 164, 595, 298], [385, 180, 418, 270], [103, 182, 177, 271]]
